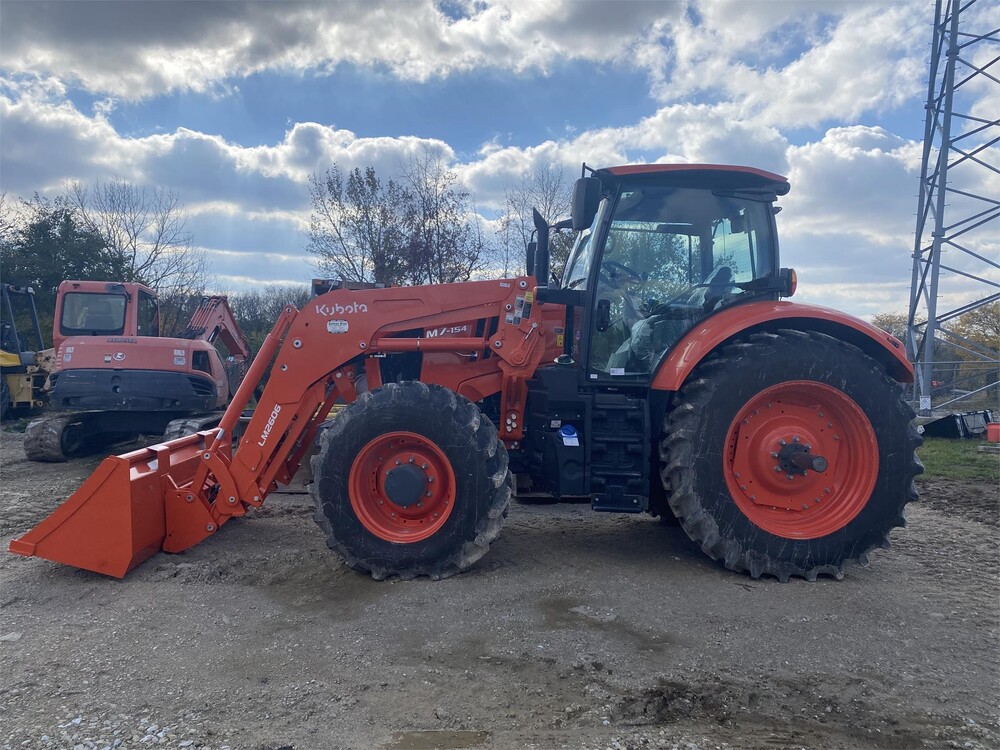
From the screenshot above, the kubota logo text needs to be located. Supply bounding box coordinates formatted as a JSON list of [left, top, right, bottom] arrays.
[[258, 405, 282, 447], [315, 302, 368, 316]]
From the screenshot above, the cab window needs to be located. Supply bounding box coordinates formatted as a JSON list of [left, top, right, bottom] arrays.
[[60, 293, 127, 336], [138, 291, 159, 337], [589, 187, 775, 377]]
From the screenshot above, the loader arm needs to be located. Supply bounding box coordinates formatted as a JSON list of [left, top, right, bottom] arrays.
[[9, 278, 557, 576]]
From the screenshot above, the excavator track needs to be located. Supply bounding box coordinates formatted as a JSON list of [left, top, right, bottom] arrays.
[[24, 411, 180, 462], [24, 413, 108, 462], [161, 413, 226, 442]]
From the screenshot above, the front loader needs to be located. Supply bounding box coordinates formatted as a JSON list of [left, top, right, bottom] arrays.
[[9, 164, 922, 582]]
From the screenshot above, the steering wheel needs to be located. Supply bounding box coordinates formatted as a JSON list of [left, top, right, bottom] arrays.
[[599, 260, 644, 286]]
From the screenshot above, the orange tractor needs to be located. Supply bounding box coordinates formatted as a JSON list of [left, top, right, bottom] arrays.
[[24, 280, 250, 461], [9, 164, 921, 582]]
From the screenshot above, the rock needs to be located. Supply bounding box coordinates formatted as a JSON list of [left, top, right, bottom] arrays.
[[0, 632, 23, 642]]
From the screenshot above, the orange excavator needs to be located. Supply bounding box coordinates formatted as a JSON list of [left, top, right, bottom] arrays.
[[9, 164, 921, 582], [24, 280, 250, 461]]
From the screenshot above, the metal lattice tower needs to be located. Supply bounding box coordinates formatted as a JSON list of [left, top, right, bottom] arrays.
[[907, 0, 999, 415]]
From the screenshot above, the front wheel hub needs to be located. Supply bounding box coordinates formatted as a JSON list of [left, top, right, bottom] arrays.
[[384, 464, 429, 508], [349, 432, 456, 543]]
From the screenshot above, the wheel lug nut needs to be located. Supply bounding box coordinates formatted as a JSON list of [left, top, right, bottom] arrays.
[[740, 485, 747, 491], [774, 466, 781, 472], [787, 474, 795, 480], [792, 435, 800, 443], [770, 452, 779, 458], [778, 439, 786, 446]]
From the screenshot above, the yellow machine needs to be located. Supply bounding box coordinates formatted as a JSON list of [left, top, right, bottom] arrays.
[[1, 284, 50, 418]]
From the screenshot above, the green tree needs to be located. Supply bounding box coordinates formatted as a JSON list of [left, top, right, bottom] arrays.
[[1, 196, 127, 345]]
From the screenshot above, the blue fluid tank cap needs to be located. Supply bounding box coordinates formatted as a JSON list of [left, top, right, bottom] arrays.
[[559, 424, 577, 438]]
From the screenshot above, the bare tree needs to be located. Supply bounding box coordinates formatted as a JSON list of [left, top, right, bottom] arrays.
[[497, 162, 574, 281], [69, 178, 209, 296], [400, 152, 484, 285], [306, 166, 408, 285]]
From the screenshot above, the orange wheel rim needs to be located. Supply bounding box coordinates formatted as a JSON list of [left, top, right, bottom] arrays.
[[348, 431, 456, 543], [723, 381, 878, 539]]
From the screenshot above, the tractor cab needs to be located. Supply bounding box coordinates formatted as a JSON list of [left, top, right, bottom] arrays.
[[518, 165, 797, 510], [560, 165, 794, 381]]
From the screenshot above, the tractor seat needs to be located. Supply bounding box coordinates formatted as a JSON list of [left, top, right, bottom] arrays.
[[687, 265, 734, 311]]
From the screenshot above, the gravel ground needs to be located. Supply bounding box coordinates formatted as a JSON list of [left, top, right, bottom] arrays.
[[1, 428, 998, 750]]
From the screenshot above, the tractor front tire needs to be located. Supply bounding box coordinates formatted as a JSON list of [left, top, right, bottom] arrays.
[[660, 330, 922, 581], [310, 381, 511, 580]]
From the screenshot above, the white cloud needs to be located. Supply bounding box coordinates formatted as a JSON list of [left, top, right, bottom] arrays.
[[0, 0, 674, 100], [654, 1, 928, 128]]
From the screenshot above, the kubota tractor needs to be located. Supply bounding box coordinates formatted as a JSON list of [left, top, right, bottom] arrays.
[[24, 280, 251, 461], [9, 164, 921, 582]]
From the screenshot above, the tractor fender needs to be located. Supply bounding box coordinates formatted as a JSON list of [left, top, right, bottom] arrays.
[[650, 301, 913, 392]]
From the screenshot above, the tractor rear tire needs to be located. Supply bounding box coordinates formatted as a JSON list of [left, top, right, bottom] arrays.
[[659, 330, 922, 581], [310, 381, 511, 580]]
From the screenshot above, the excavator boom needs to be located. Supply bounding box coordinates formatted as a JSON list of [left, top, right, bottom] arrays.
[[10, 278, 556, 576], [178, 296, 251, 363]]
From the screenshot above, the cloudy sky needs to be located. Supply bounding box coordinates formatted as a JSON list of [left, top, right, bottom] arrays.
[[1, 0, 994, 319]]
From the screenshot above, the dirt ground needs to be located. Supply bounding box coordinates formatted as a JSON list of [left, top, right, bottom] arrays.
[[1, 428, 998, 750]]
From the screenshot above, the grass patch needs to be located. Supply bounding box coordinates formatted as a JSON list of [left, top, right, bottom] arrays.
[[917, 437, 1000, 482]]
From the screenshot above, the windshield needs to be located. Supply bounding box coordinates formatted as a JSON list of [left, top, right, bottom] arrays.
[[588, 185, 778, 377], [562, 197, 608, 290], [60, 292, 127, 336]]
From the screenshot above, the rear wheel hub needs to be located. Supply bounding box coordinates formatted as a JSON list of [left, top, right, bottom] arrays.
[[724, 381, 879, 539]]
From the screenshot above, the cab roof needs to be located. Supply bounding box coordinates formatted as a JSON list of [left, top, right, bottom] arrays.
[[595, 163, 790, 196]]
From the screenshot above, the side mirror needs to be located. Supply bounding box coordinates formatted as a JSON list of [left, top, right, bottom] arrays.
[[571, 177, 602, 231], [532, 209, 550, 289], [778, 267, 797, 297], [595, 298, 611, 333], [526, 240, 536, 277]]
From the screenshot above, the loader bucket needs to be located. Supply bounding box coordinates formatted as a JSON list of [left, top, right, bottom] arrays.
[[8, 433, 210, 578]]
